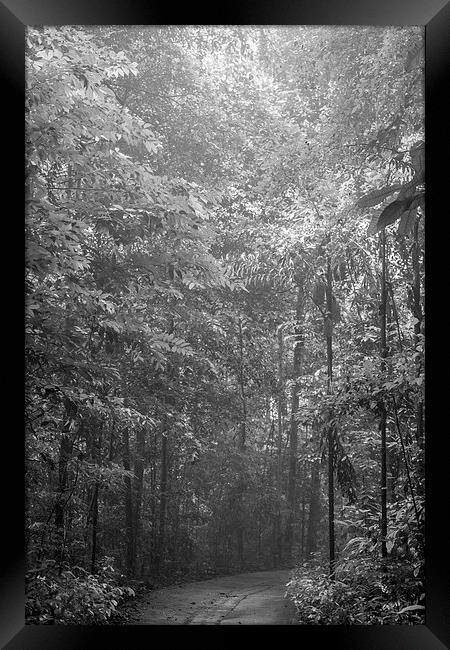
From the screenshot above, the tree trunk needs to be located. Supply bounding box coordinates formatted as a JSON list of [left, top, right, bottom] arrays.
[[90, 483, 99, 573], [157, 426, 168, 571], [123, 427, 135, 576], [379, 231, 388, 560], [325, 257, 335, 579], [274, 325, 285, 566], [306, 459, 321, 557], [157, 387, 174, 573], [133, 426, 146, 575], [412, 218, 424, 449], [156, 318, 175, 572], [90, 422, 103, 574], [300, 476, 306, 560], [285, 282, 304, 562], [149, 433, 157, 569], [235, 317, 247, 569], [54, 398, 76, 572]]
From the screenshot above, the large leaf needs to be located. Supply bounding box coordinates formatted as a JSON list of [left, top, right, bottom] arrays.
[[397, 193, 425, 236], [367, 212, 380, 237], [356, 184, 402, 209], [410, 141, 425, 180], [397, 209, 415, 237], [397, 605, 425, 615], [397, 179, 418, 201], [367, 199, 413, 236]]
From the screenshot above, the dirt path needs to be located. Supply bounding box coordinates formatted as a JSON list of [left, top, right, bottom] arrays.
[[129, 569, 297, 625]]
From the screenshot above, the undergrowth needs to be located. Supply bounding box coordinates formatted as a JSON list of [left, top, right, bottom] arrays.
[[26, 559, 136, 624], [286, 555, 424, 625]]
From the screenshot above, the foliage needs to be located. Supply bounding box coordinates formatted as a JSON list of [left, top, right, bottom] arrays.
[[25, 25, 424, 626], [26, 560, 135, 625], [286, 556, 424, 625]]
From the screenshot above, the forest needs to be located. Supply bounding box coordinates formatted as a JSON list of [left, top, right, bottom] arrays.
[[25, 25, 425, 625]]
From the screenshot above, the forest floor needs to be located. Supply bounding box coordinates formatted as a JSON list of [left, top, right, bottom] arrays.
[[124, 569, 297, 625]]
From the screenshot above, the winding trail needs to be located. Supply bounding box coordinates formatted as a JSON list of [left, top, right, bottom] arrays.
[[130, 569, 297, 625]]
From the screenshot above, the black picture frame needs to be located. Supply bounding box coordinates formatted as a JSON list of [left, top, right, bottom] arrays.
[[2, 1, 448, 648]]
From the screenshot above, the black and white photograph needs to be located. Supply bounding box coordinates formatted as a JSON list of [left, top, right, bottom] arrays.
[[23, 23, 428, 628]]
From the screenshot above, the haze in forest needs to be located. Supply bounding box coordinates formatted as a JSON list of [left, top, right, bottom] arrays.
[[25, 25, 424, 625]]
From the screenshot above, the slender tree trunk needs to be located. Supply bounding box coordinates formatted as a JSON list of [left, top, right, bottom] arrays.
[[157, 426, 168, 570], [150, 433, 157, 567], [54, 398, 76, 573], [274, 325, 285, 566], [233, 318, 247, 568], [157, 318, 175, 571], [285, 282, 304, 562], [306, 458, 321, 557], [325, 257, 335, 579], [90, 484, 99, 573], [300, 474, 306, 560], [90, 422, 103, 574], [412, 218, 424, 449], [238, 318, 247, 451], [155, 316, 175, 569], [379, 231, 388, 560], [133, 426, 146, 575], [123, 427, 135, 575]]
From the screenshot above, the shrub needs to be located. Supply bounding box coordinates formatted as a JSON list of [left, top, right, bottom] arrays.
[[26, 560, 135, 624], [286, 556, 424, 625]]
